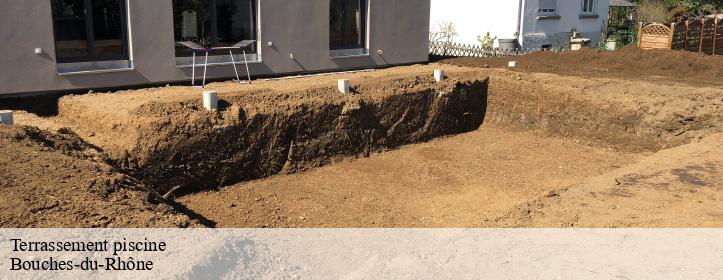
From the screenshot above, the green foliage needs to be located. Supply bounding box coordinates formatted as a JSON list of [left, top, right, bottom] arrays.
[[476, 32, 497, 50], [630, 0, 721, 20]]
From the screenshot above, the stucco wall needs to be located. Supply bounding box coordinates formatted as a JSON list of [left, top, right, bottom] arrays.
[[429, 0, 609, 50], [430, 0, 520, 46], [520, 0, 609, 49], [0, 0, 430, 96]]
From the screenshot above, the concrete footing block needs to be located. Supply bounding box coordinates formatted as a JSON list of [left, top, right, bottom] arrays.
[[0, 110, 13, 126], [508, 61, 518, 68], [434, 70, 445, 82], [338, 79, 350, 94], [203, 91, 218, 111]]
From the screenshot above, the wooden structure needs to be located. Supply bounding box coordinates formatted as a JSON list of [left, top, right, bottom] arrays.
[[638, 23, 673, 50], [638, 18, 723, 55]]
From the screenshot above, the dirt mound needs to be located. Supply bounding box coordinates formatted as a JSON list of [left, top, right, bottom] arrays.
[[0, 125, 197, 227], [440, 47, 723, 87]]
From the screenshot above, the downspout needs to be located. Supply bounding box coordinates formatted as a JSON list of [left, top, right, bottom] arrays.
[[516, 0, 524, 49]]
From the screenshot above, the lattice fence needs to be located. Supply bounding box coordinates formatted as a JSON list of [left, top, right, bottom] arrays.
[[429, 42, 538, 58], [640, 17, 722, 55]]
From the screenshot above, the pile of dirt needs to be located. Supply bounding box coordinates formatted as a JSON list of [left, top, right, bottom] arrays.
[[439, 47, 723, 86], [58, 72, 489, 195], [0, 125, 197, 228]]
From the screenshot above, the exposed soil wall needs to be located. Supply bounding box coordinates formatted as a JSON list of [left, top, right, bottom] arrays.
[[478, 70, 723, 152], [63, 75, 489, 194]]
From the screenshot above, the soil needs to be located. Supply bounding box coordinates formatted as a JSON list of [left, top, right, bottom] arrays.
[[0, 125, 197, 228], [178, 127, 636, 227], [439, 46, 723, 87], [496, 133, 723, 227], [2, 48, 722, 228], [56, 69, 488, 195]]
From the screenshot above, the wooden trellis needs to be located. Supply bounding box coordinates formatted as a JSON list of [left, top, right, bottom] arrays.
[[429, 41, 538, 58], [638, 23, 673, 50]]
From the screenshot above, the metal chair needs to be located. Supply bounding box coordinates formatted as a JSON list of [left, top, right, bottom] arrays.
[[211, 40, 256, 84], [177, 41, 210, 87]]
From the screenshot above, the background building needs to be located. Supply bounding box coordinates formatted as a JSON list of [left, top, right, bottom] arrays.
[[430, 0, 610, 49]]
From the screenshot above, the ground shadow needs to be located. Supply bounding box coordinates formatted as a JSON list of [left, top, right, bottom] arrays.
[[0, 93, 65, 116], [165, 199, 218, 228]]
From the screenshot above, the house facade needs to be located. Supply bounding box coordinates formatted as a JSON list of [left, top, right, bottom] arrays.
[[0, 0, 431, 96], [430, 0, 609, 49]]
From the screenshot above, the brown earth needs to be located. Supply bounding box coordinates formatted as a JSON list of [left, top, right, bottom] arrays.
[[2, 49, 722, 228], [178, 126, 636, 227], [496, 133, 723, 227], [439, 46, 723, 87], [55, 68, 488, 195], [0, 125, 197, 228], [177, 65, 723, 227]]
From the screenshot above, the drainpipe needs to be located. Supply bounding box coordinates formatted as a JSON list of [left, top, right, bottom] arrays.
[[516, 0, 524, 49]]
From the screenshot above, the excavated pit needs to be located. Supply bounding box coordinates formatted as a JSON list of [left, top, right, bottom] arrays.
[[49, 65, 722, 197], [4, 64, 723, 228]]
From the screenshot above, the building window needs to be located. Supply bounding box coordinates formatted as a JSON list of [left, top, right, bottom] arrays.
[[330, 0, 366, 50], [173, 0, 257, 57], [538, 0, 558, 15], [50, 0, 129, 63], [581, 0, 596, 14]]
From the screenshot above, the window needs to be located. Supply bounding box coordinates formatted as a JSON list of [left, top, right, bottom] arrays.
[[330, 0, 366, 50], [538, 0, 557, 15], [173, 0, 257, 57], [581, 0, 596, 14], [50, 0, 129, 63]]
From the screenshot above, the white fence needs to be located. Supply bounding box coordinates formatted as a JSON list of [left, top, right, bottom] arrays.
[[429, 41, 539, 57]]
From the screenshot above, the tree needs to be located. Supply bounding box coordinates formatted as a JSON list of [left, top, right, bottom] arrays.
[[630, 0, 721, 20]]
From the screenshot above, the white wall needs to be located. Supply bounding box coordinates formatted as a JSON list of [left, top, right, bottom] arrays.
[[429, 0, 610, 50], [430, 0, 520, 47], [520, 0, 609, 49]]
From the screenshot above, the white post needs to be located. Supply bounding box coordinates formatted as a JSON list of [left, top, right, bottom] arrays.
[[203, 91, 218, 111], [202, 51, 209, 88], [338, 79, 350, 94], [191, 51, 196, 86], [434, 70, 445, 82], [508, 61, 518, 68], [230, 50, 240, 83], [0, 110, 14, 126], [242, 49, 251, 84]]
